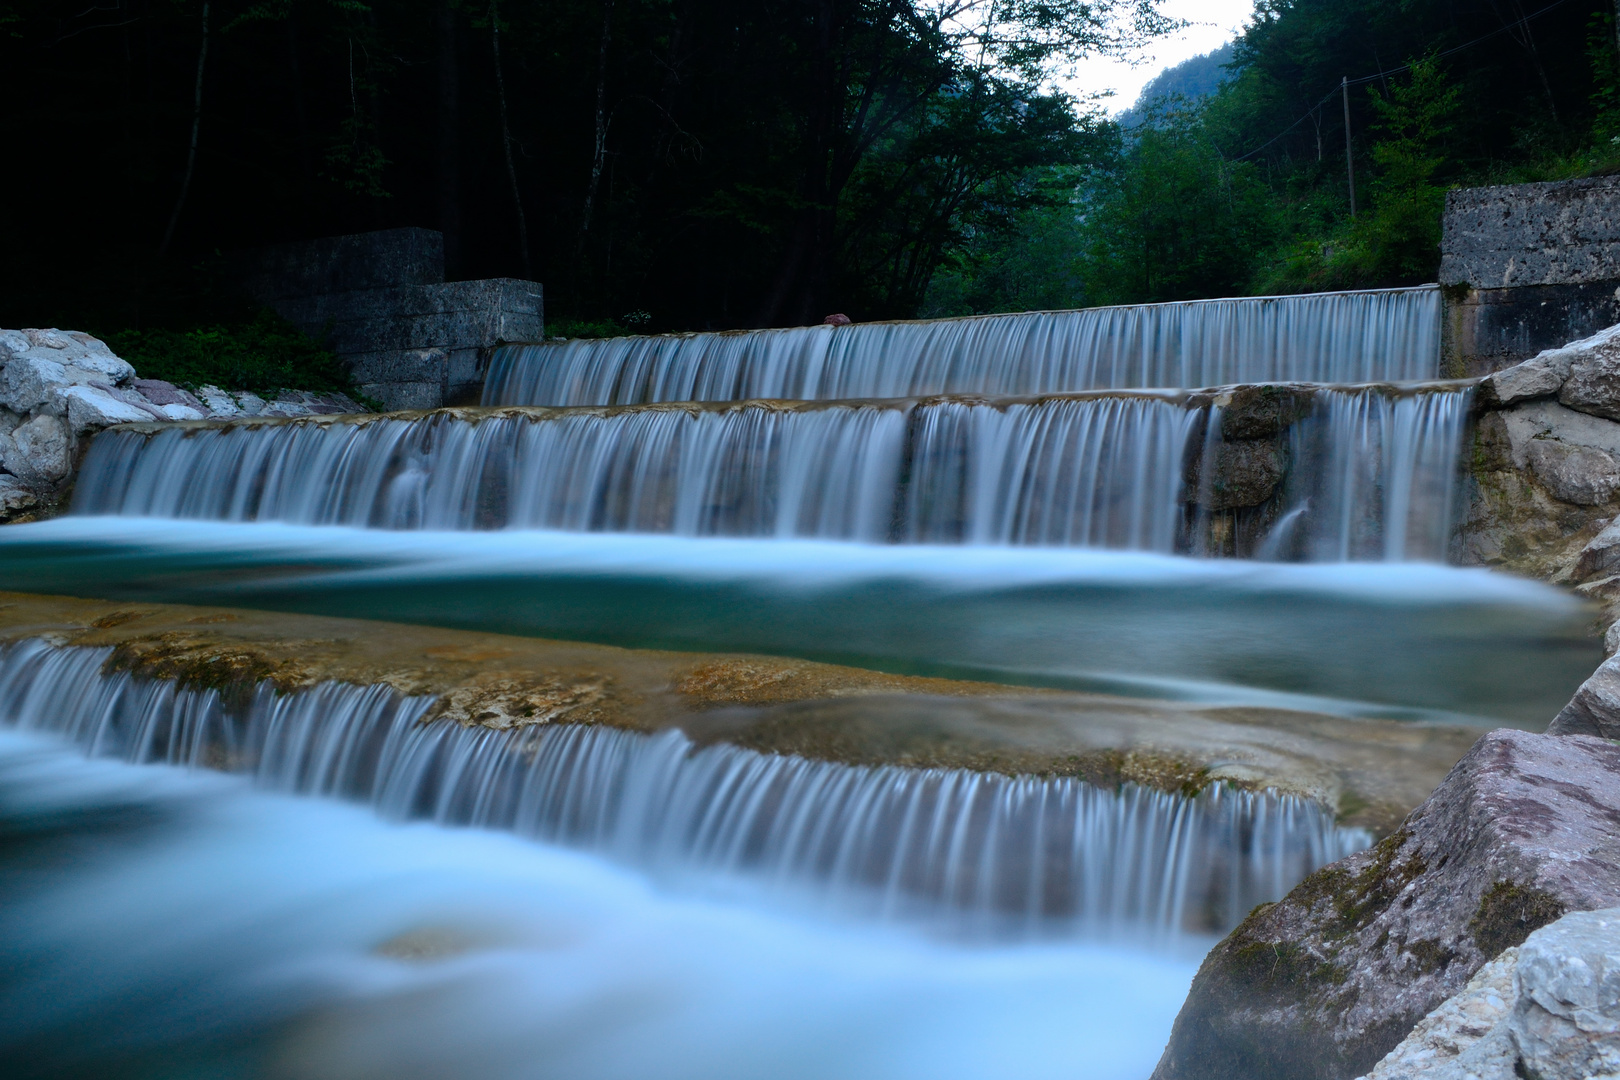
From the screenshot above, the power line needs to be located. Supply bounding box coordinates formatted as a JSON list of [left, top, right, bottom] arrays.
[[1230, 0, 1590, 163]]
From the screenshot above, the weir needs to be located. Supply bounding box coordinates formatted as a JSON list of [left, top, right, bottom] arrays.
[[73, 384, 1470, 559], [484, 287, 1442, 406], [0, 638, 1368, 938], [0, 282, 1504, 1077]]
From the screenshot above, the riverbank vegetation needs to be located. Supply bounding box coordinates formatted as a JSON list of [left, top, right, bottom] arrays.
[[1, 0, 1617, 334]]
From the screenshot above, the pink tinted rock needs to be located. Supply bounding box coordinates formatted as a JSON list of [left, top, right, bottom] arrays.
[[1153, 729, 1620, 1080]]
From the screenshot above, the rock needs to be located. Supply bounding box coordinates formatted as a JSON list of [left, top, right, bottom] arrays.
[[1561, 326, 1620, 422], [0, 409, 23, 437], [233, 391, 267, 416], [1218, 385, 1316, 440], [1359, 947, 1519, 1080], [1361, 908, 1620, 1080], [0, 475, 38, 520], [1525, 439, 1620, 505], [1503, 906, 1620, 1075], [262, 398, 314, 418], [1477, 352, 1575, 410], [1510, 907, 1620, 1080], [131, 379, 203, 411], [0, 414, 71, 485], [152, 403, 206, 421], [1548, 654, 1620, 738], [105, 386, 172, 421], [1477, 398, 1620, 504], [18, 328, 135, 383], [0, 329, 29, 361], [194, 385, 240, 417], [0, 355, 71, 414], [1193, 440, 1288, 509], [1151, 729, 1620, 1080], [1576, 518, 1620, 579], [1495, 399, 1620, 466], [61, 385, 155, 432]]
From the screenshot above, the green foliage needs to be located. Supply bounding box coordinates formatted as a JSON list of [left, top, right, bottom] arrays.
[[923, 195, 1090, 316], [103, 312, 362, 397], [1590, 10, 1620, 145], [1078, 104, 1277, 304], [1359, 55, 1463, 281], [547, 311, 653, 339], [1255, 55, 1462, 292]]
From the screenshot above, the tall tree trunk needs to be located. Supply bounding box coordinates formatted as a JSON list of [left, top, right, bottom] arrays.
[[159, 0, 209, 258], [286, 7, 312, 203], [490, 0, 532, 277], [438, 1, 462, 276], [578, 0, 615, 250], [756, 0, 838, 326]]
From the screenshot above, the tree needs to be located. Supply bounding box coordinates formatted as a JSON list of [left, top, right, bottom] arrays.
[[1078, 104, 1277, 304]]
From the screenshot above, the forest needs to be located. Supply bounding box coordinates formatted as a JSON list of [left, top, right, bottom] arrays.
[[2, 0, 1618, 347]]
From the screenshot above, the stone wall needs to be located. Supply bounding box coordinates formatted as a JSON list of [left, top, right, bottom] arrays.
[[235, 228, 543, 410], [1440, 177, 1620, 377]]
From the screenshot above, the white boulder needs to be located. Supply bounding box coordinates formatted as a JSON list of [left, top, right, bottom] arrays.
[[194, 385, 240, 417], [0, 329, 29, 361], [1361, 907, 1620, 1080], [61, 385, 154, 432], [153, 403, 206, 421], [1, 414, 72, 484], [18, 328, 135, 383], [0, 355, 72, 415]]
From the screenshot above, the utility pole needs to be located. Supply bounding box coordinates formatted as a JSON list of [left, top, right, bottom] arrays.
[[1342, 76, 1357, 219]]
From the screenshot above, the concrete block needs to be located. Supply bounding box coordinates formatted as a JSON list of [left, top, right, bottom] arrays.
[[1441, 178, 1620, 289], [357, 380, 444, 412], [1440, 179, 1620, 375], [231, 230, 542, 408], [237, 228, 444, 302], [1444, 281, 1620, 377]]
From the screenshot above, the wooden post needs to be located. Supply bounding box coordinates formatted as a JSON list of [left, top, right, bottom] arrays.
[[1342, 76, 1357, 219]]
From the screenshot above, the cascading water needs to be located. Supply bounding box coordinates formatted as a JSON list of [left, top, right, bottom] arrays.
[[73, 386, 1469, 560], [1285, 387, 1471, 562], [484, 286, 1442, 406], [71, 396, 1197, 547], [0, 638, 1368, 938]]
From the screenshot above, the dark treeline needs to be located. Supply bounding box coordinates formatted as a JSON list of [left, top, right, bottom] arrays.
[[2, 0, 1619, 344], [0, 0, 1163, 336]]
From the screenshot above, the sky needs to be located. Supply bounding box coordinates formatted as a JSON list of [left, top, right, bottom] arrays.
[[1061, 0, 1257, 114]]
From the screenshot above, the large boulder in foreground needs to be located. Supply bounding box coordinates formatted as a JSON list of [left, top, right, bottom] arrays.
[[1151, 729, 1620, 1080], [1360, 907, 1620, 1080]]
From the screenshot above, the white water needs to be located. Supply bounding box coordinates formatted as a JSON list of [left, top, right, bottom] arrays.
[[484, 287, 1442, 406], [1290, 388, 1471, 561], [72, 387, 1468, 560], [0, 638, 1368, 938], [0, 727, 1202, 1080]]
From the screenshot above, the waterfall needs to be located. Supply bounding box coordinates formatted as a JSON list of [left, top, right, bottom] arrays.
[[1266, 387, 1471, 562], [72, 387, 1469, 561], [0, 638, 1369, 937], [73, 396, 1197, 548], [902, 396, 1198, 548], [484, 287, 1442, 406]]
